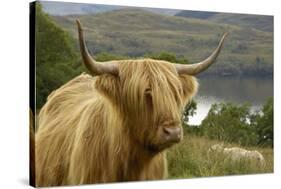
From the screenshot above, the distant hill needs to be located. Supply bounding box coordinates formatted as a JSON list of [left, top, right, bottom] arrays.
[[175, 10, 218, 19], [50, 8, 273, 76], [41, 1, 122, 15], [41, 1, 180, 16], [209, 13, 273, 32], [143, 8, 180, 16], [176, 10, 273, 32]]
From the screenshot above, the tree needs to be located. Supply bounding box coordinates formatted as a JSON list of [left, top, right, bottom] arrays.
[[183, 100, 197, 123], [254, 98, 273, 147], [35, 3, 81, 109], [200, 103, 258, 146], [181, 100, 202, 136]]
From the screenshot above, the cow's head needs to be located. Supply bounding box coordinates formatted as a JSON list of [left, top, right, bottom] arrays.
[[76, 20, 227, 153]]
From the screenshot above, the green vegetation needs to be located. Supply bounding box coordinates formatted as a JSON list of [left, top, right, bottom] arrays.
[[176, 98, 274, 177], [209, 14, 273, 32], [50, 8, 273, 77], [144, 52, 190, 64], [200, 103, 257, 146], [252, 98, 274, 147], [183, 100, 197, 123], [175, 10, 273, 32], [175, 10, 218, 20], [184, 98, 273, 147], [35, 3, 82, 109]]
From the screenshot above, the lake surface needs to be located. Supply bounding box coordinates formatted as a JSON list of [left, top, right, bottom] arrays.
[[189, 76, 273, 125]]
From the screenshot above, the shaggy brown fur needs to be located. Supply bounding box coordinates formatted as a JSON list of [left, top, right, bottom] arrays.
[[35, 59, 198, 186]]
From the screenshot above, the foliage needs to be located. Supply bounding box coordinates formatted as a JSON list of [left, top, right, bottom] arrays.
[[183, 100, 197, 123], [252, 98, 273, 147], [35, 3, 81, 109], [200, 103, 258, 146], [184, 99, 273, 148], [144, 52, 190, 64], [95, 52, 129, 61]]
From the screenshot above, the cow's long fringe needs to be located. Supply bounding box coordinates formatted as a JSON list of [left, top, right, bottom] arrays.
[[35, 59, 198, 186]]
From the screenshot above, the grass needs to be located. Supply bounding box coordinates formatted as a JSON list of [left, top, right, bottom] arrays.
[[167, 135, 273, 179]]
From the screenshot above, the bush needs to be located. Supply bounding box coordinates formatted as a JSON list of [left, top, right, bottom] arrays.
[[184, 99, 273, 148], [200, 103, 258, 146], [252, 97, 273, 147]]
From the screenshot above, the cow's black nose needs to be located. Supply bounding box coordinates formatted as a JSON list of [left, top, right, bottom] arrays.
[[162, 127, 181, 143]]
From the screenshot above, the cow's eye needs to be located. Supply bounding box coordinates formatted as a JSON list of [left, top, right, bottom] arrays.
[[145, 88, 151, 94], [145, 89, 153, 107]]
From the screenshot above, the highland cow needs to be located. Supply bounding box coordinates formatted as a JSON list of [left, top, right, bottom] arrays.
[[35, 20, 227, 186]]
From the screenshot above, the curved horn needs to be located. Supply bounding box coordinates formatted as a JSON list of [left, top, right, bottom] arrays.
[[175, 33, 228, 75], [76, 19, 118, 76]]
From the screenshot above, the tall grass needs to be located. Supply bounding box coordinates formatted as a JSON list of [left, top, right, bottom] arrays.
[[167, 135, 273, 179]]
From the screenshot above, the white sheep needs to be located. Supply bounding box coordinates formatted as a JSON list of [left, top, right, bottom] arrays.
[[208, 144, 265, 165]]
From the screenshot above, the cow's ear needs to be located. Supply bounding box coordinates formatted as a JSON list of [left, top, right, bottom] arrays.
[[95, 75, 121, 103], [179, 75, 198, 105]]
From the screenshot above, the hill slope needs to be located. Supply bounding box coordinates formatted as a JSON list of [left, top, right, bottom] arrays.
[[209, 13, 273, 32], [175, 10, 218, 19], [41, 1, 123, 16], [50, 8, 273, 76], [41, 1, 180, 16], [176, 10, 273, 32]]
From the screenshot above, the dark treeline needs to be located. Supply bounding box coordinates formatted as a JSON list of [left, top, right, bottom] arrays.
[[183, 98, 273, 148]]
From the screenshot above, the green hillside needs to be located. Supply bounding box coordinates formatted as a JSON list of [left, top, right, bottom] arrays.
[[175, 10, 273, 32], [175, 10, 218, 19], [209, 13, 273, 32], [50, 8, 273, 76]]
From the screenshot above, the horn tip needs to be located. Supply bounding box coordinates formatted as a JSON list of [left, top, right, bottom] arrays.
[[223, 32, 229, 38], [76, 19, 82, 30]]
